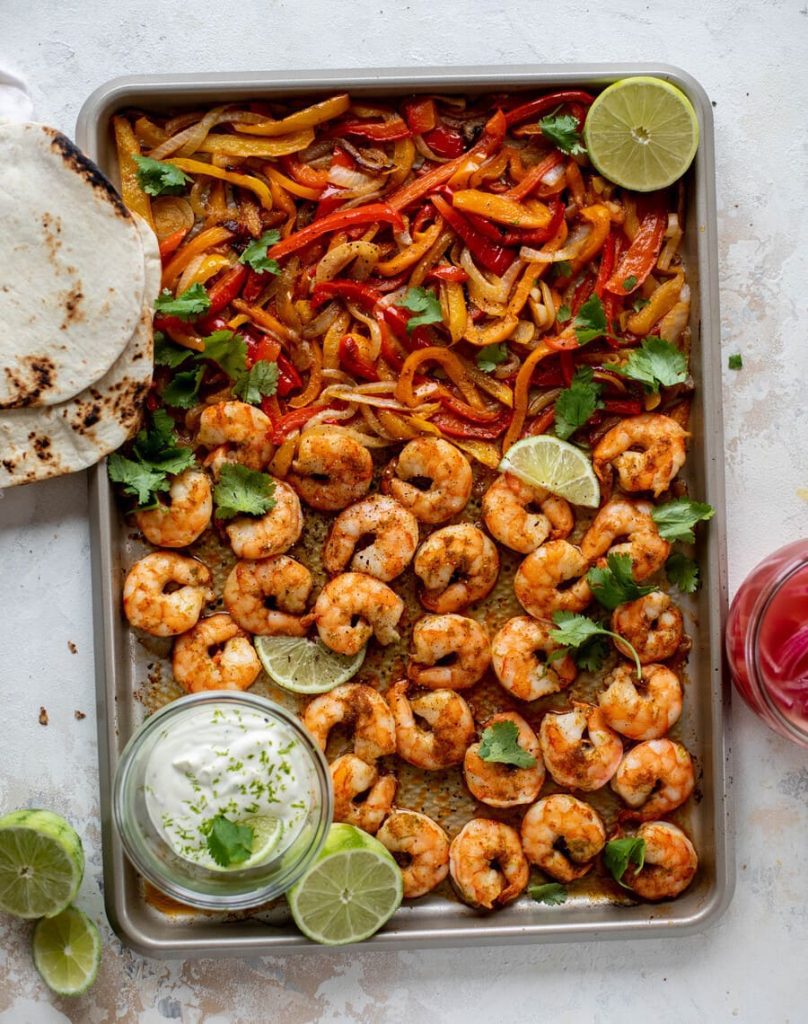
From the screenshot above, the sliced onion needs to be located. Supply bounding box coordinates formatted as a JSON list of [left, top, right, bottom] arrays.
[[542, 162, 566, 187], [302, 301, 341, 339], [314, 241, 382, 285], [302, 422, 397, 447], [149, 105, 228, 160], [521, 223, 592, 264], [327, 163, 381, 192], [347, 304, 382, 359], [528, 388, 562, 415], [414, 134, 454, 164]]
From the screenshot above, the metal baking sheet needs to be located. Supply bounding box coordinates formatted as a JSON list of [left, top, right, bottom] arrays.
[[78, 63, 733, 956]]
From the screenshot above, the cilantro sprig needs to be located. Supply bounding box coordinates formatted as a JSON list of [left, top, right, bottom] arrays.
[[107, 409, 195, 507], [232, 361, 279, 405], [528, 882, 568, 906], [476, 343, 509, 373], [400, 286, 443, 331], [550, 611, 642, 679], [587, 553, 655, 611], [154, 283, 211, 321], [651, 498, 715, 543], [608, 336, 687, 393], [213, 464, 276, 520], [603, 836, 646, 888], [201, 330, 248, 380], [572, 294, 608, 346], [205, 815, 254, 867], [554, 366, 602, 440], [478, 720, 537, 769], [665, 551, 700, 593], [239, 230, 281, 275], [133, 155, 191, 197], [154, 331, 193, 369], [157, 330, 277, 408], [540, 112, 586, 157]]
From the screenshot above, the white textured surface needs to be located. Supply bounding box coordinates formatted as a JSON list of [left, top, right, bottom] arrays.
[[1, 1, 807, 1021]]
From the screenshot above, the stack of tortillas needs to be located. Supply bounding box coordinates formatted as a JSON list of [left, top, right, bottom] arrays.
[[0, 123, 159, 487]]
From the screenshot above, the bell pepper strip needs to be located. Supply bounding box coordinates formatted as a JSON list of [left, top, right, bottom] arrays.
[[435, 390, 504, 423], [374, 218, 444, 276], [571, 274, 596, 316], [452, 438, 503, 469], [264, 165, 322, 201], [275, 354, 304, 397], [426, 265, 469, 283], [329, 118, 411, 142], [505, 151, 565, 201], [184, 254, 233, 291], [594, 231, 618, 297], [339, 334, 380, 381], [280, 154, 330, 191], [246, 334, 281, 367], [195, 265, 248, 331], [387, 136, 416, 190], [626, 271, 684, 335], [403, 98, 437, 134], [235, 93, 351, 136], [565, 160, 587, 209], [266, 203, 405, 261], [195, 130, 314, 159], [441, 280, 468, 343], [463, 314, 518, 347], [270, 405, 329, 443], [603, 399, 644, 416], [313, 147, 355, 219], [241, 268, 266, 304], [396, 347, 486, 410], [376, 408, 422, 440], [525, 406, 557, 437], [458, 356, 514, 408], [422, 125, 465, 158], [502, 341, 553, 453], [260, 393, 282, 422], [311, 279, 382, 310], [452, 190, 553, 230], [158, 227, 189, 260], [166, 159, 273, 210], [559, 351, 575, 387], [500, 199, 566, 246], [504, 90, 594, 128], [381, 305, 433, 351], [153, 315, 206, 353], [288, 342, 323, 407], [431, 408, 511, 439], [112, 115, 154, 228], [231, 299, 299, 344], [605, 206, 667, 295], [378, 317, 407, 371], [431, 194, 514, 276], [161, 225, 233, 291], [572, 205, 612, 269], [133, 115, 168, 149]]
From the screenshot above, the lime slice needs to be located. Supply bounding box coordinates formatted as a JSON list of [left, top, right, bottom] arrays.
[[255, 635, 365, 694], [240, 815, 283, 868], [500, 435, 600, 508], [584, 76, 699, 191], [288, 823, 403, 945], [32, 906, 101, 996], [0, 809, 84, 919]]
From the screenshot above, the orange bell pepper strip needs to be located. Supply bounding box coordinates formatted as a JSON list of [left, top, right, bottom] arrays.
[[502, 342, 553, 453], [396, 347, 486, 410], [375, 218, 443, 276], [267, 203, 404, 262], [112, 115, 154, 228], [158, 227, 189, 260], [387, 136, 416, 190], [235, 94, 351, 136], [451, 190, 553, 230], [279, 154, 329, 191], [195, 131, 314, 159], [572, 205, 612, 270], [167, 158, 273, 210], [265, 164, 321, 201], [463, 314, 519, 347], [606, 205, 667, 295], [504, 152, 565, 201], [161, 225, 233, 290], [626, 271, 684, 335]]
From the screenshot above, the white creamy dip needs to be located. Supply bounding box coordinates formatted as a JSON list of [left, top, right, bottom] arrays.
[[144, 704, 315, 870]]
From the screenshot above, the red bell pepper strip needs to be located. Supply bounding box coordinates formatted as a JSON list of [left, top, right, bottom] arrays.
[[525, 406, 557, 437], [196, 265, 248, 332], [153, 313, 190, 335], [594, 231, 618, 298], [403, 97, 437, 134], [365, 270, 410, 293], [422, 125, 465, 158], [571, 275, 595, 316], [382, 305, 433, 351], [276, 354, 302, 397], [559, 351, 575, 387], [431, 408, 511, 440], [499, 199, 565, 246], [378, 316, 407, 371], [504, 90, 594, 127], [339, 335, 380, 381], [431, 194, 514, 276], [158, 227, 189, 260], [315, 147, 356, 219], [246, 334, 281, 367], [436, 391, 504, 423], [605, 206, 667, 295], [271, 405, 328, 443], [603, 399, 643, 416], [268, 203, 405, 261], [425, 265, 469, 284], [505, 151, 565, 201], [310, 280, 382, 310], [280, 154, 329, 191], [241, 268, 265, 304], [328, 118, 411, 141]]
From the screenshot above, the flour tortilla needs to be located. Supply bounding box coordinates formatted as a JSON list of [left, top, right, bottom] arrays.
[[0, 122, 147, 408], [0, 215, 160, 487]]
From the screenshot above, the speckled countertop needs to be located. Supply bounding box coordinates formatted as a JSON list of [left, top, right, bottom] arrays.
[[1, 2, 806, 1021]]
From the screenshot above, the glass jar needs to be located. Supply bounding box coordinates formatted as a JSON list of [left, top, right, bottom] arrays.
[[113, 691, 332, 909], [725, 539, 808, 747]]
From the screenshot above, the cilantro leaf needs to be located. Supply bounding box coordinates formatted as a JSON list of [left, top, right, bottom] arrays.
[[154, 283, 211, 321], [132, 409, 196, 476], [728, 353, 743, 370], [205, 815, 254, 867], [107, 453, 169, 508], [539, 113, 586, 157], [622, 274, 638, 291], [665, 551, 700, 593], [587, 552, 656, 611], [161, 364, 205, 409], [475, 343, 509, 373], [213, 464, 276, 520], [573, 294, 608, 345], [478, 720, 537, 768], [550, 611, 642, 679], [153, 332, 194, 369], [574, 636, 610, 673], [133, 155, 191, 196], [556, 303, 572, 324], [631, 297, 650, 312], [554, 366, 603, 440], [554, 260, 573, 279], [608, 336, 687, 393], [400, 286, 443, 331], [603, 836, 646, 888], [233, 360, 279, 405], [528, 882, 568, 906], [200, 330, 248, 380], [239, 230, 282, 275], [651, 498, 715, 543]]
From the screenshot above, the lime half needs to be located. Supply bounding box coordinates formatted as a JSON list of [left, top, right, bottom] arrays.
[[288, 823, 403, 945], [32, 906, 101, 996], [255, 635, 365, 694], [584, 76, 699, 191], [0, 809, 84, 919], [500, 435, 600, 508]]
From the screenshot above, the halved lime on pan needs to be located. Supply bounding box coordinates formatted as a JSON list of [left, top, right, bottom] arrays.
[[499, 435, 600, 508], [255, 635, 365, 694]]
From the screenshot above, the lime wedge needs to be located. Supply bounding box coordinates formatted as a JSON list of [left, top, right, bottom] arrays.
[[240, 815, 283, 868], [288, 823, 403, 945], [584, 76, 699, 191], [499, 435, 600, 508], [0, 809, 84, 919], [255, 635, 365, 694], [32, 906, 101, 996]]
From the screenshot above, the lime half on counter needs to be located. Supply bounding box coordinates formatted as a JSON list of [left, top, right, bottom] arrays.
[[32, 906, 101, 996], [255, 635, 365, 694], [0, 809, 84, 919]]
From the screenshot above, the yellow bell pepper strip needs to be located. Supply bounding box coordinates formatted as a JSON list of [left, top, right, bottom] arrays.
[[458, 355, 514, 408], [236, 94, 351, 137], [195, 130, 314, 159], [134, 115, 168, 149], [185, 254, 233, 289], [375, 218, 443, 276], [231, 299, 299, 343], [396, 347, 486, 410], [161, 225, 233, 291], [502, 342, 553, 453], [288, 342, 324, 408], [451, 190, 553, 230], [387, 136, 416, 190], [266, 203, 405, 262], [452, 439, 503, 469], [264, 164, 322, 201], [572, 204, 612, 270], [375, 409, 422, 440], [626, 271, 685, 336], [267, 174, 297, 228], [167, 158, 273, 210], [112, 115, 154, 228], [441, 280, 468, 344], [463, 314, 519, 347]]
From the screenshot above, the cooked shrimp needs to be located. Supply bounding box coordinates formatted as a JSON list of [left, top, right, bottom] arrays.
[[224, 479, 303, 560], [598, 662, 683, 740], [580, 498, 670, 581], [513, 539, 592, 619], [407, 614, 491, 690], [172, 612, 261, 692], [482, 473, 573, 553], [463, 712, 545, 808], [620, 821, 698, 900], [382, 437, 472, 524], [612, 591, 685, 664], [134, 468, 212, 548], [593, 413, 689, 497], [611, 738, 695, 819], [313, 572, 405, 656], [303, 682, 396, 762], [449, 819, 529, 909], [491, 617, 577, 701], [414, 524, 499, 613], [330, 754, 396, 835], [123, 552, 213, 637], [322, 494, 419, 582], [223, 555, 312, 636], [196, 400, 273, 475], [539, 703, 623, 791], [521, 794, 607, 882], [376, 809, 450, 898], [287, 432, 373, 511], [387, 681, 475, 770]]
